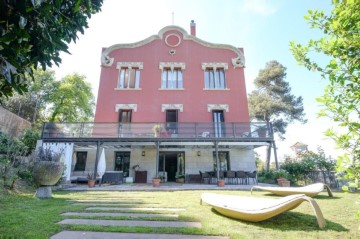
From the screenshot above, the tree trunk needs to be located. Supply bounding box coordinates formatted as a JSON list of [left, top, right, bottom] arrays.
[[265, 144, 272, 171]]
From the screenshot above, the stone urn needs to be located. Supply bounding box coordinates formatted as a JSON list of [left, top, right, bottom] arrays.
[[33, 161, 64, 198], [33, 161, 64, 186]]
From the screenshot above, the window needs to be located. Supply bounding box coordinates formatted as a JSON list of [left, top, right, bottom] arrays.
[[161, 68, 183, 89], [116, 62, 143, 89], [213, 151, 229, 171], [204, 68, 226, 89], [74, 152, 87, 171], [159, 62, 185, 89], [118, 68, 141, 89], [201, 63, 228, 89]]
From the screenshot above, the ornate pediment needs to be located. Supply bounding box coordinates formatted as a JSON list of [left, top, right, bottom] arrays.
[[115, 104, 137, 112], [207, 104, 229, 112], [161, 104, 183, 112]]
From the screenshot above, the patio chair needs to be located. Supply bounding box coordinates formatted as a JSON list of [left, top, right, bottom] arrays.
[[246, 171, 257, 184], [251, 183, 333, 197], [236, 170, 248, 184], [201, 192, 326, 229], [225, 170, 236, 184], [199, 171, 211, 184]]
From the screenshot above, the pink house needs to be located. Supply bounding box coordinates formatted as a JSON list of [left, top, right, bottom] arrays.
[[41, 21, 276, 184]]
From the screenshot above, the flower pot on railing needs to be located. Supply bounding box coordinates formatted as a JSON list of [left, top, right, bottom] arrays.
[[217, 179, 225, 187]]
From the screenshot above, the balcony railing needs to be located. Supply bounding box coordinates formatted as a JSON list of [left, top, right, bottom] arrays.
[[41, 122, 273, 141]]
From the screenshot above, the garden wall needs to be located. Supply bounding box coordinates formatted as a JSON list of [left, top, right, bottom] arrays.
[[0, 106, 31, 137]]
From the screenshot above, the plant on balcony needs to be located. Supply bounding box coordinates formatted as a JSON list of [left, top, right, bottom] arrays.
[[152, 124, 164, 137]]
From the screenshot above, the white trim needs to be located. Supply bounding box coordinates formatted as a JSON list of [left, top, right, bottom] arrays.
[[159, 62, 186, 70], [201, 63, 228, 70], [207, 104, 229, 112], [161, 104, 183, 112], [116, 62, 143, 69], [115, 104, 138, 112], [101, 25, 245, 67]]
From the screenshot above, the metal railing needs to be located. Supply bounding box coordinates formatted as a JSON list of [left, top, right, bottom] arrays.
[[41, 122, 273, 140]]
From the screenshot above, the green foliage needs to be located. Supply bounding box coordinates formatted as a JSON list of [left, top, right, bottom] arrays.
[[31, 146, 63, 163], [0, 133, 28, 189], [0, 0, 103, 98], [290, 1, 360, 189], [257, 169, 290, 184], [280, 148, 336, 184], [248, 60, 307, 139], [47, 73, 95, 122], [19, 128, 40, 156]]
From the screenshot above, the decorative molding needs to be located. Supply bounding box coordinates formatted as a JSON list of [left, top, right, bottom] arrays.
[[115, 104, 137, 112], [159, 62, 186, 70], [201, 63, 228, 70], [165, 33, 182, 47], [116, 62, 143, 69], [161, 104, 183, 112], [168, 49, 176, 55], [207, 104, 229, 112], [101, 25, 245, 68]]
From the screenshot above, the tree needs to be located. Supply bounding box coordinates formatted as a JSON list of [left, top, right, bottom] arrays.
[[47, 73, 94, 122], [290, 0, 360, 190], [1, 69, 58, 123], [248, 60, 306, 170], [0, 0, 103, 98]]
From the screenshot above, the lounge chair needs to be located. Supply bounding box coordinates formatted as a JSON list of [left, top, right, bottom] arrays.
[[251, 183, 333, 197], [200, 193, 326, 229]]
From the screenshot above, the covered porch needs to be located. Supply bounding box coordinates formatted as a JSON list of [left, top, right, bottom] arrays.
[[40, 122, 278, 184]]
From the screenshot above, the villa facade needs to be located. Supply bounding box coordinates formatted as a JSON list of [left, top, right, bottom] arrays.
[[40, 21, 277, 183]]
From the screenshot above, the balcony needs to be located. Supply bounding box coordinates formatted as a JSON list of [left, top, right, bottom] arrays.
[[41, 122, 274, 143]]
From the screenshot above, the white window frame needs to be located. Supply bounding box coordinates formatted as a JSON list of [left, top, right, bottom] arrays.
[[159, 62, 185, 90], [116, 62, 143, 90], [202, 63, 228, 90]]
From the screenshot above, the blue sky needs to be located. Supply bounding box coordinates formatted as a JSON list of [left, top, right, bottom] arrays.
[[52, 0, 339, 160]]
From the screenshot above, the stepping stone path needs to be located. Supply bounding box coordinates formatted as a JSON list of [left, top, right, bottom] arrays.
[[51, 196, 229, 239]]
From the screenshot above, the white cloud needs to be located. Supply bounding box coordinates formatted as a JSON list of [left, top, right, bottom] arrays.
[[240, 0, 278, 16]]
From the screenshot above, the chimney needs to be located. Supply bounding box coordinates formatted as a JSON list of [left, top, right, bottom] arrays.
[[190, 20, 196, 36]]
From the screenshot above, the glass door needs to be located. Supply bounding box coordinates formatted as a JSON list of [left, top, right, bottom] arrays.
[[213, 110, 224, 137]]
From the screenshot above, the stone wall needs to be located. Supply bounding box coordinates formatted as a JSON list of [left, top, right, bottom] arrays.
[[0, 106, 31, 137]]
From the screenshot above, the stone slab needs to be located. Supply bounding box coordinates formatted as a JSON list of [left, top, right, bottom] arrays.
[[57, 219, 201, 228], [51, 231, 229, 239], [34, 186, 52, 198], [61, 212, 178, 218], [72, 203, 158, 207], [85, 207, 185, 211]]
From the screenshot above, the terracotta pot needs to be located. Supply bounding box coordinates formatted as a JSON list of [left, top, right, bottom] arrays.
[[33, 161, 64, 186], [277, 177, 286, 186], [217, 179, 225, 187], [176, 178, 185, 184], [87, 179, 96, 188], [281, 180, 290, 187], [152, 178, 161, 187]]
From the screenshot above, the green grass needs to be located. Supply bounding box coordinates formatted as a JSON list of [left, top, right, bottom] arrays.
[[0, 189, 360, 239]]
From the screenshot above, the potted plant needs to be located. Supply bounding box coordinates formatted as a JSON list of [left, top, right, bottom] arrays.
[[152, 176, 161, 187], [175, 174, 185, 183], [217, 178, 225, 187], [31, 146, 64, 198], [152, 124, 163, 137], [87, 171, 96, 188]]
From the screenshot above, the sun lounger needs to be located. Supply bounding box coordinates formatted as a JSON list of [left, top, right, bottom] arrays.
[[251, 183, 333, 197], [200, 193, 326, 229]]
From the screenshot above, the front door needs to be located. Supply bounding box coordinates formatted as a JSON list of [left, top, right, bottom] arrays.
[[159, 152, 185, 182]]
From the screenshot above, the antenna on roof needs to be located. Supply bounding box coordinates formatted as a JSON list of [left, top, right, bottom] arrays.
[[172, 12, 174, 25]]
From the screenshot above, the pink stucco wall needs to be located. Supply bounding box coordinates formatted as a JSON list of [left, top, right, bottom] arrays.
[[94, 26, 249, 123]]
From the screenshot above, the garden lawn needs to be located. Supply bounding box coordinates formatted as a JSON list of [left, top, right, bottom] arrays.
[[0, 189, 359, 239]]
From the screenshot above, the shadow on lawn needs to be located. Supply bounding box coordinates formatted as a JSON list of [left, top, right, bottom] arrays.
[[210, 209, 348, 232]]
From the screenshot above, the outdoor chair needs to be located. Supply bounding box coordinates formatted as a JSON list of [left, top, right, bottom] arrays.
[[251, 183, 333, 197], [236, 170, 248, 184], [246, 171, 257, 184], [201, 193, 326, 229], [199, 171, 211, 184], [225, 170, 236, 184]]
